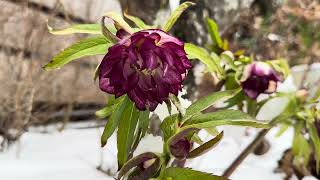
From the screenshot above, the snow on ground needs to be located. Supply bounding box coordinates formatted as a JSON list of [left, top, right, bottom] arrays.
[[0, 123, 294, 180], [0, 126, 116, 180], [187, 127, 293, 180]]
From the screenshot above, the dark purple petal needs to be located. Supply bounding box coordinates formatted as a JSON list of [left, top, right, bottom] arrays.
[[147, 29, 183, 46], [241, 62, 282, 99], [116, 29, 131, 39], [99, 78, 114, 94], [169, 138, 191, 159], [99, 29, 192, 111], [128, 89, 146, 111], [251, 62, 272, 76]]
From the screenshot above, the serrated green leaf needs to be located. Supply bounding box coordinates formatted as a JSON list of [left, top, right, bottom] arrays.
[[188, 131, 223, 159], [183, 110, 270, 129], [95, 105, 114, 119], [47, 23, 116, 35], [162, 2, 195, 32], [161, 114, 179, 141], [124, 12, 151, 29], [185, 43, 224, 78], [103, 12, 134, 34], [44, 36, 111, 70], [206, 18, 223, 49], [184, 89, 240, 121], [160, 167, 227, 180], [117, 102, 140, 168], [101, 96, 129, 147]]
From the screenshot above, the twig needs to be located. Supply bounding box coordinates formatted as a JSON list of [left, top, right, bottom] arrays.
[[223, 118, 277, 178], [299, 57, 313, 89], [223, 128, 270, 177]]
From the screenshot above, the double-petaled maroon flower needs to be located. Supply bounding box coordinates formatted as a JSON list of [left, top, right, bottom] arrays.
[[241, 62, 282, 99], [99, 29, 192, 111]]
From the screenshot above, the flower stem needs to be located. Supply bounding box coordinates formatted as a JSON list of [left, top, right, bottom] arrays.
[[222, 119, 278, 178], [222, 128, 270, 178]]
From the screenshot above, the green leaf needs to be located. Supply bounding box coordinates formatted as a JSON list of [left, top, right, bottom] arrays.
[[266, 59, 290, 79], [161, 114, 179, 142], [184, 89, 240, 121], [95, 106, 114, 119], [188, 131, 223, 159], [224, 91, 245, 108], [183, 110, 270, 129], [44, 36, 111, 70], [117, 102, 140, 168], [101, 96, 129, 147], [307, 122, 320, 172], [103, 12, 134, 34], [206, 18, 223, 49], [124, 12, 150, 29], [126, 110, 150, 169], [160, 167, 227, 180], [204, 127, 219, 136], [165, 100, 172, 115], [191, 133, 204, 145], [292, 122, 311, 165], [169, 95, 183, 115], [221, 51, 236, 70], [93, 61, 101, 81], [162, 2, 195, 32], [275, 123, 290, 137], [139, 110, 150, 138], [47, 23, 116, 35], [185, 43, 224, 78]]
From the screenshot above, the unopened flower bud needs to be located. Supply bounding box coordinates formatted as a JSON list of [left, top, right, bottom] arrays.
[[169, 138, 191, 159], [295, 89, 309, 102]]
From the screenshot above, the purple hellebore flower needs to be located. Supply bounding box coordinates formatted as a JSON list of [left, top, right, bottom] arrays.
[[241, 62, 282, 99], [99, 29, 192, 111], [117, 152, 160, 180], [169, 138, 192, 159]]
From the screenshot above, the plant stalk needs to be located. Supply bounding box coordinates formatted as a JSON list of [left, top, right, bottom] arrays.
[[222, 128, 270, 178], [223, 119, 278, 178]]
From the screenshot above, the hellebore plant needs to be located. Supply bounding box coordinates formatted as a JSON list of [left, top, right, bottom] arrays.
[[44, 1, 319, 180], [203, 17, 320, 178]]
